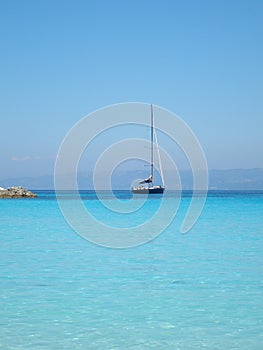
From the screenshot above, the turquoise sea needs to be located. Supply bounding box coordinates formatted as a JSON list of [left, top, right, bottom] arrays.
[[1, 191, 263, 349]]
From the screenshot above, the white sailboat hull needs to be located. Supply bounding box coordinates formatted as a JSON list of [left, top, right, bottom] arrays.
[[132, 186, 165, 194]]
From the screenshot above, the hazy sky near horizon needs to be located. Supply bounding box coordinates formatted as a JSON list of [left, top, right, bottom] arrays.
[[0, 0, 262, 179]]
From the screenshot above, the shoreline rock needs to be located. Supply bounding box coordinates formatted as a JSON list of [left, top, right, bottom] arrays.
[[0, 186, 37, 198]]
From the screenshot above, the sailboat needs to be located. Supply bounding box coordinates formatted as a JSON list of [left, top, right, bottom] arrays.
[[132, 104, 165, 194]]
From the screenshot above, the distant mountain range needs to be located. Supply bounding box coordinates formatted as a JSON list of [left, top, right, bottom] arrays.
[[1, 168, 263, 190], [208, 169, 263, 190]]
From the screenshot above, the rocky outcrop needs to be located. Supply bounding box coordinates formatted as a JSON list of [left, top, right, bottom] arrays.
[[0, 186, 37, 198]]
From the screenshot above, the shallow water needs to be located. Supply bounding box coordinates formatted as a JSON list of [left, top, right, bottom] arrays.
[[0, 191, 263, 349]]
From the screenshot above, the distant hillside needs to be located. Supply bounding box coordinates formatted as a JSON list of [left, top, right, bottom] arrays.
[[0, 176, 55, 190], [1, 168, 263, 190], [209, 168, 263, 190]]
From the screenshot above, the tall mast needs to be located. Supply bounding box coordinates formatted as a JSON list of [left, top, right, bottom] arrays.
[[150, 104, 154, 183]]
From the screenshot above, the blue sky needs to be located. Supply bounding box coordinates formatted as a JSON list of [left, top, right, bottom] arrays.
[[0, 0, 262, 179]]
